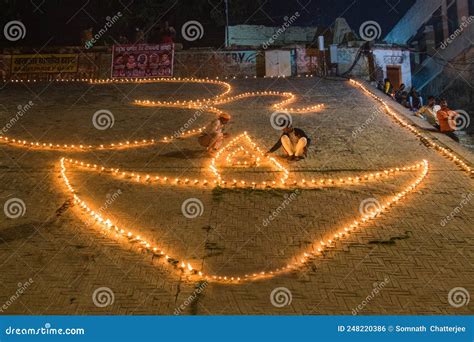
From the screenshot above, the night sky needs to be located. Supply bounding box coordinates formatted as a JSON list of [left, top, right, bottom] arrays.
[[0, 0, 416, 47], [252, 0, 416, 32]]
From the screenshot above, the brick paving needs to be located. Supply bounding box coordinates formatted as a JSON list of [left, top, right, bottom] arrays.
[[0, 78, 473, 315]]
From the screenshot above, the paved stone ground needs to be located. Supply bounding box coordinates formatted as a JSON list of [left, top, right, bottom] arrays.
[[0, 78, 472, 315]]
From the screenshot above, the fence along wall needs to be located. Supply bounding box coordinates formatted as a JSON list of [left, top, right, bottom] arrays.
[[2, 47, 409, 80], [0, 49, 260, 80]]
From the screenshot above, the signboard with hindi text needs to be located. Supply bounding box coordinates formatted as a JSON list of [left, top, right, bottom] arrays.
[[11, 54, 78, 74], [111, 43, 174, 78]]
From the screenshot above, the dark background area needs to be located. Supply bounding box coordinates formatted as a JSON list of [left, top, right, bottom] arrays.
[[0, 0, 416, 48]]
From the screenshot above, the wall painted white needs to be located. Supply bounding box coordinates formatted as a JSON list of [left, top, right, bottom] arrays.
[[337, 47, 412, 87], [228, 25, 318, 47], [372, 48, 412, 87]]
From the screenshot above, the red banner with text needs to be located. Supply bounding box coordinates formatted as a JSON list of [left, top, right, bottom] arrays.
[[111, 43, 174, 78]]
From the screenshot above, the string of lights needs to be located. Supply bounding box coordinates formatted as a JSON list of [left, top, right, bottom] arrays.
[[0, 136, 156, 151], [62, 150, 427, 190], [59, 156, 429, 283], [1, 77, 323, 150], [135, 90, 325, 113], [349, 79, 473, 175], [91, 77, 232, 104], [0, 126, 209, 151], [2, 74, 318, 84], [4, 76, 436, 283]]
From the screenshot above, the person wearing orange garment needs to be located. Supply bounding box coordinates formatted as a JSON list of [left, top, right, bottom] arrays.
[[436, 99, 459, 142]]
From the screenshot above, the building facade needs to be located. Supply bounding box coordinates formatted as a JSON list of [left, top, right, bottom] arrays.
[[385, 0, 473, 118]]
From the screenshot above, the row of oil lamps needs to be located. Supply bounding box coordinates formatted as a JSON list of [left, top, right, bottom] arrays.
[[59, 154, 429, 283]]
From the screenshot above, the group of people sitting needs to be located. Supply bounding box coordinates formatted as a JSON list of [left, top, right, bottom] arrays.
[[195, 83, 461, 160], [383, 79, 424, 111], [382, 79, 460, 142], [198, 113, 310, 161], [415, 97, 460, 142]]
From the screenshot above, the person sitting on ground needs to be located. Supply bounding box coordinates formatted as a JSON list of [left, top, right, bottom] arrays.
[[394, 83, 406, 103], [383, 78, 393, 96], [198, 113, 231, 152], [266, 124, 311, 161], [408, 87, 423, 111], [436, 99, 459, 142], [415, 96, 438, 126], [399, 91, 409, 108]]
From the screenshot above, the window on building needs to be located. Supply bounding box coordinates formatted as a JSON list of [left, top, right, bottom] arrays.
[[408, 27, 425, 64], [469, 0, 474, 15], [432, 7, 444, 48], [447, 0, 459, 36], [407, 6, 444, 63]]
